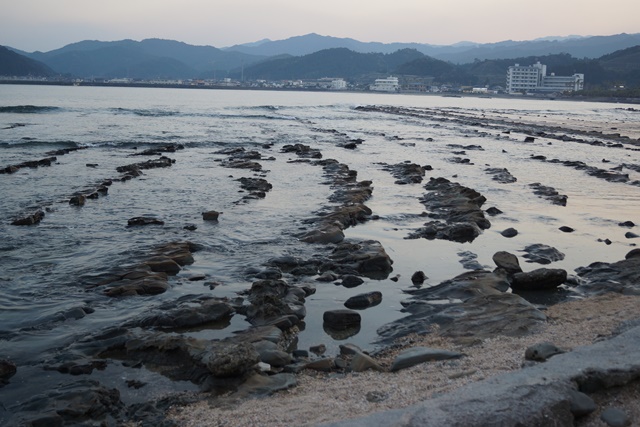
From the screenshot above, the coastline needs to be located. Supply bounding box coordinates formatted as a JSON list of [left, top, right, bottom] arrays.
[[1, 80, 639, 105], [2, 86, 640, 426], [168, 292, 640, 426]]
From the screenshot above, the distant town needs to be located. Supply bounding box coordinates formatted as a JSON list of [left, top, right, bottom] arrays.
[[0, 61, 587, 98]]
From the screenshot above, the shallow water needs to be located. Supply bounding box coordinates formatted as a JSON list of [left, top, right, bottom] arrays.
[[1, 85, 639, 410]]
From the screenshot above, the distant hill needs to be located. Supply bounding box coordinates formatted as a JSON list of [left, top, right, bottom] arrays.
[[0, 45, 54, 77], [223, 33, 443, 57], [237, 48, 425, 80], [436, 33, 640, 63], [16, 39, 266, 79], [4, 35, 640, 88], [225, 33, 640, 64]]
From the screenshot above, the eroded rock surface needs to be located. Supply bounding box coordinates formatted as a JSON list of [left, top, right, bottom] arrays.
[[408, 177, 490, 243]]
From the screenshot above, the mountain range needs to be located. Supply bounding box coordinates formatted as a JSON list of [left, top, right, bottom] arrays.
[[2, 33, 640, 88]]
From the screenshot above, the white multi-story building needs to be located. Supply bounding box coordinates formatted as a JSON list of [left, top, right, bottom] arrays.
[[370, 76, 399, 92], [506, 62, 546, 94], [542, 73, 584, 92], [506, 62, 584, 94]]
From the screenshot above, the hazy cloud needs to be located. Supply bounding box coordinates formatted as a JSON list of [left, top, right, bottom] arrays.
[[1, 0, 638, 52]]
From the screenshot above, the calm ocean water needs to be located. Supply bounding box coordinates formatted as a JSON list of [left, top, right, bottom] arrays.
[[1, 85, 639, 408]]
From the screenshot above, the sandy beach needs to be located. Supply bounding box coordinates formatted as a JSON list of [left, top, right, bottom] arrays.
[[168, 293, 640, 426]]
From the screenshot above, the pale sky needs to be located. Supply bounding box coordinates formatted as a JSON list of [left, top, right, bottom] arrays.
[[1, 0, 639, 52]]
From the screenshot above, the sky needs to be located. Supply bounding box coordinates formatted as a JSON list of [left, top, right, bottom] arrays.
[[1, 0, 639, 52]]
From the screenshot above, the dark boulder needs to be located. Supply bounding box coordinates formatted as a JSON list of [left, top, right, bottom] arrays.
[[408, 177, 490, 243], [69, 194, 86, 206], [127, 217, 165, 227], [340, 275, 364, 288], [11, 210, 45, 226], [492, 251, 523, 276], [344, 291, 382, 309], [485, 168, 517, 183], [328, 240, 393, 279], [0, 359, 17, 385], [575, 253, 640, 295], [529, 183, 567, 206], [411, 271, 427, 284], [501, 227, 518, 238], [522, 244, 565, 264], [323, 309, 361, 330], [202, 210, 221, 221], [511, 268, 567, 291]]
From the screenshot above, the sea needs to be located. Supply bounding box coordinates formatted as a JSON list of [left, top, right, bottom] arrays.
[[1, 84, 640, 408]]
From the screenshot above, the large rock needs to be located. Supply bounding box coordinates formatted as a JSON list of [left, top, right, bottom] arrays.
[[377, 270, 546, 344], [125, 295, 233, 329], [327, 240, 394, 279], [492, 251, 522, 275], [575, 252, 640, 295], [323, 309, 361, 330], [4, 379, 123, 426], [345, 292, 382, 309], [11, 210, 45, 226], [239, 279, 312, 327], [511, 268, 567, 291], [408, 177, 490, 243], [522, 244, 565, 264], [127, 216, 165, 227]]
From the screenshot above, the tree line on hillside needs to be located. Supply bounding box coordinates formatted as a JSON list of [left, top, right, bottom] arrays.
[[2, 41, 640, 91], [236, 46, 640, 90]]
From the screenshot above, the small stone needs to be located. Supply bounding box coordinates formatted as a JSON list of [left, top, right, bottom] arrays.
[[366, 391, 389, 403], [316, 272, 339, 282], [334, 357, 348, 369], [292, 350, 309, 359], [259, 350, 293, 367], [339, 343, 363, 356], [309, 344, 326, 356], [305, 358, 334, 372], [69, 195, 86, 206], [619, 221, 635, 227], [485, 207, 503, 216], [349, 352, 384, 372], [624, 231, 639, 239], [600, 407, 631, 427], [568, 389, 597, 417], [524, 342, 565, 361], [411, 271, 427, 284], [202, 210, 221, 221], [501, 227, 518, 238], [184, 224, 197, 231], [390, 347, 463, 372], [559, 226, 574, 233], [344, 292, 382, 309], [341, 275, 364, 288]]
